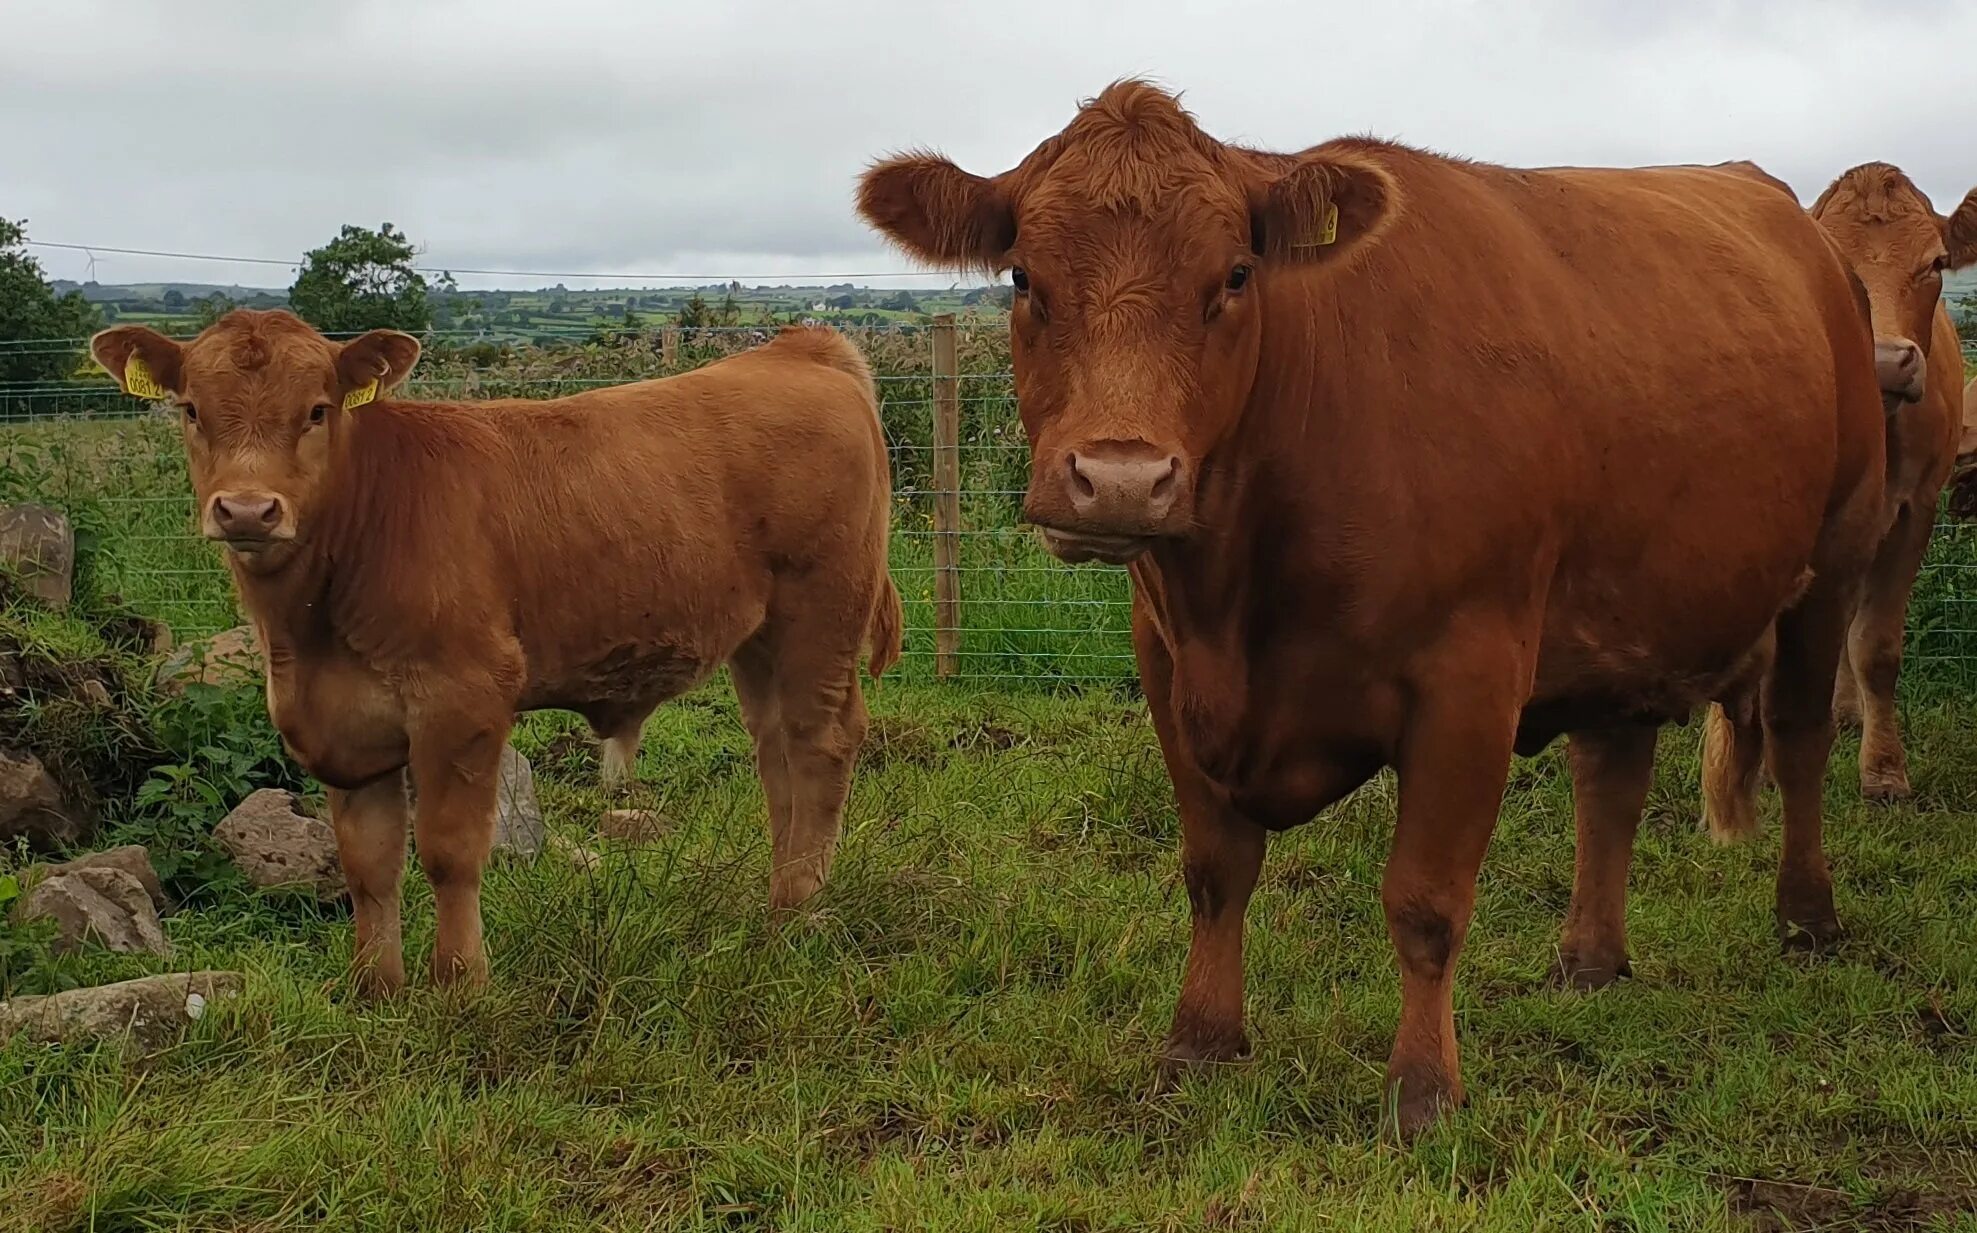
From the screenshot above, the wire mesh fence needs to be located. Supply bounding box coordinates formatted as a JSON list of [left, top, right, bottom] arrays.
[[3, 318, 1975, 693]]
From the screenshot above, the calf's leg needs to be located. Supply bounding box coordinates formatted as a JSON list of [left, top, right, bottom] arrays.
[[328, 770, 411, 997], [1558, 724, 1657, 989], [731, 644, 793, 888], [1847, 504, 1932, 801], [408, 710, 510, 986]]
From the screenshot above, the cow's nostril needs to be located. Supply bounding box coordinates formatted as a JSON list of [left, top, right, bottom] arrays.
[[1149, 459, 1179, 503], [1068, 453, 1096, 501], [258, 498, 281, 526]]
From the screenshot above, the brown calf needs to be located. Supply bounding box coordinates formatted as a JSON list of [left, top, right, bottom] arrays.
[[90, 311, 901, 992], [861, 81, 1886, 1133], [1811, 165, 1977, 800]]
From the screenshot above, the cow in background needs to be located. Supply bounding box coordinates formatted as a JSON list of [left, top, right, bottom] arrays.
[[1811, 165, 1977, 800]]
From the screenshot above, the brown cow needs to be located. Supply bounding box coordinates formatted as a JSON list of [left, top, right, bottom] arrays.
[[89, 311, 902, 992], [1810, 165, 1977, 799], [860, 81, 1886, 1133]]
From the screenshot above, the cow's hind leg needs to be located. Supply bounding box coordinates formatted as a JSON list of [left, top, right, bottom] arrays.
[[1848, 503, 1933, 801], [328, 770, 411, 997], [730, 643, 793, 897], [1767, 589, 1855, 952], [1558, 724, 1657, 990]]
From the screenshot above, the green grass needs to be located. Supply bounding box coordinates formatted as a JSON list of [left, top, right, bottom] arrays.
[[4, 681, 1977, 1230]]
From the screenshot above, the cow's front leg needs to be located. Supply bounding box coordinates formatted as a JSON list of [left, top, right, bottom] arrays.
[[1383, 637, 1524, 1136], [328, 771, 411, 997], [407, 698, 511, 988]]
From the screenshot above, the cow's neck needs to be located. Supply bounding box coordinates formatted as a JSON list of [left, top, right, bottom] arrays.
[[227, 543, 334, 655]]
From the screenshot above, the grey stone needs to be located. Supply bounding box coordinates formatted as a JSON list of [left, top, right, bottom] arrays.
[[0, 503, 74, 609], [492, 745, 544, 859], [155, 625, 261, 693], [0, 748, 89, 850], [0, 971, 243, 1054], [30, 844, 168, 915], [18, 866, 170, 956], [213, 788, 344, 900], [547, 833, 602, 874]]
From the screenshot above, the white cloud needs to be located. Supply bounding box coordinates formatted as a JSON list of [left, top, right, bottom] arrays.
[[5, 0, 1973, 290]]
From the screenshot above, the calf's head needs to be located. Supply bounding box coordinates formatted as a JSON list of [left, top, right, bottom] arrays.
[[90, 310, 419, 571], [1812, 162, 1977, 406], [859, 81, 1396, 563]]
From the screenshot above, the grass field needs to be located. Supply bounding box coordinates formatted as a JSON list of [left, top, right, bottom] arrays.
[[4, 340, 1977, 1229], [4, 680, 1977, 1230]]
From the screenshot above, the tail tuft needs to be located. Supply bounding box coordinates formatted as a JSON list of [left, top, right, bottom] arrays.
[[1701, 703, 1763, 844]]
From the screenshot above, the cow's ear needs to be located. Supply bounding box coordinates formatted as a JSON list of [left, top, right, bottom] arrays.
[[858, 152, 1015, 272], [89, 325, 184, 400], [1250, 150, 1399, 269], [1944, 187, 1977, 271], [336, 330, 421, 407]]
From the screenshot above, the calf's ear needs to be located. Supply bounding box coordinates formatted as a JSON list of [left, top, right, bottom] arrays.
[[1944, 187, 1977, 270], [90, 326, 184, 400], [336, 330, 422, 408]]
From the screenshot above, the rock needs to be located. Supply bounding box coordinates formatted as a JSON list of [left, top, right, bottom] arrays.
[[79, 678, 114, 708], [547, 833, 602, 874], [0, 971, 243, 1054], [0, 748, 89, 850], [155, 625, 262, 693], [18, 867, 170, 956], [492, 745, 543, 858], [28, 845, 168, 916], [0, 503, 74, 609], [213, 788, 344, 900], [599, 808, 670, 843]]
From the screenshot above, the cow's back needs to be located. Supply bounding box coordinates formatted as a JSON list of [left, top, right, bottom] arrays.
[[1243, 149, 1880, 724]]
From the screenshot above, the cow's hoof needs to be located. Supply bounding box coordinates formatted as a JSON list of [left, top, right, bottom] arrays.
[[1554, 947, 1632, 992], [1778, 912, 1844, 955], [1156, 1028, 1251, 1085], [1860, 767, 1912, 804]]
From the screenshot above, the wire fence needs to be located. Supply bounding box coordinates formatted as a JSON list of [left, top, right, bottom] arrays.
[[3, 319, 1976, 693]]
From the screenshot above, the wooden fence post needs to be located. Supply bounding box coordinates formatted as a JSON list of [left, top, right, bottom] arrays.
[[931, 313, 962, 679], [661, 325, 680, 368]]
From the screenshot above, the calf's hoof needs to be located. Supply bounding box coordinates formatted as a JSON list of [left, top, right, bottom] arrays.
[[1554, 946, 1632, 992], [429, 953, 491, 990], [768, 867, 827, 916], [348, 960, 407, 1001], [1156, 1025, 1251, 1086], [1383, 1065, 1462, 1140]]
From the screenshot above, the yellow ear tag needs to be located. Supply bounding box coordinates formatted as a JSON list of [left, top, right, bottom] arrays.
[[1293, 202, 1341, 249], [342, 380, 379, 411], [123, 355, 169, 400]]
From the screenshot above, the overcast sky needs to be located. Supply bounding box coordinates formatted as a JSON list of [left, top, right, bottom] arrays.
[[5, 0, 1974, 291]]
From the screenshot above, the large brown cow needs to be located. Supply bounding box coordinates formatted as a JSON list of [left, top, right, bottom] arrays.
[[1811, 165, 1977, 799], [89, 311, 902, 992], [860, 81, 1886, 1133]]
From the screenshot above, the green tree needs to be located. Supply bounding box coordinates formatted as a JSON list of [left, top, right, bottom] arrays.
[[161, 289, 185, 309], [880, 290, 919, 313], [0, 217, 102, 386], [288, 222, 433, 333], [192, 292, 238, 331]]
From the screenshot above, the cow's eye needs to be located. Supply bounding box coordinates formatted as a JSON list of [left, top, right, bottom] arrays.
[[1010, 267, 1031, 294], [180, 403, 198, 425], [1930, 254, 1950, 274], [309, 403, 331, 425], [1226, 264, 1252, 292]]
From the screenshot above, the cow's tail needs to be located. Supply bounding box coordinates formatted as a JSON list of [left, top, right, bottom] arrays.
[[868, 567, 904, 680]]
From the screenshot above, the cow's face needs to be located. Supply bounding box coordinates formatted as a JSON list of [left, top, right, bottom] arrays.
[[860, 81, 1396, 564], [1813, 163, 1977, 406], [90, 310, 419, 573]]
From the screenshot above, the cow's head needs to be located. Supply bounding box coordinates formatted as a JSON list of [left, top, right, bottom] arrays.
[[859, 80, 1397, 564], [90, 310, 419, 572], [1812, 162, 1977, 407]]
